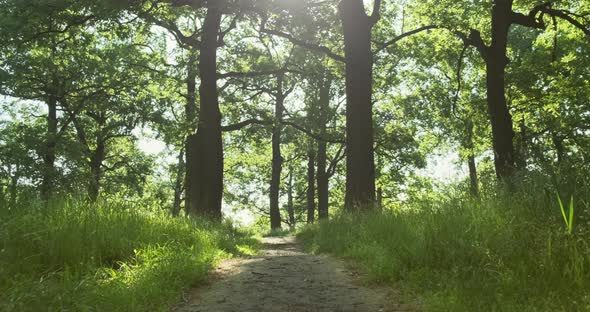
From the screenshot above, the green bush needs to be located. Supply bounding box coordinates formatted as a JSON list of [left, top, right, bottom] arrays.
[[0, 200, 258, 311]]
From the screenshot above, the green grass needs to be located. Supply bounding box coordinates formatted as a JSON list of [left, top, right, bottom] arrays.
[[298, 188, 590, 311], [263, 227, 296, 237], [0, 200, 258, 311]]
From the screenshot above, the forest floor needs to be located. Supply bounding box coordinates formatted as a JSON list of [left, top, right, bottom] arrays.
[[173, 236, 414, 312]]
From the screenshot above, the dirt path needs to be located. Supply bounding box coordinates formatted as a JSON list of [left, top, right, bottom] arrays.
[[174, 236, 413, 312]]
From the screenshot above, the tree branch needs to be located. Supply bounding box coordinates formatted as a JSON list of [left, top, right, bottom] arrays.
[[221, 118, 271, 132], [218, 68, 294, 79], [375, 25, 439, 53], [369, 0, 382, 26], [542, 7, 590, 37], [260, 22, 345, 63], [219, 14, 240, 46], [141, 12, 201, 48], [327, 144, 345, 177], [281, 120, 344, 143], [455, 29, 489, 60], [451, 44, 468, 123]]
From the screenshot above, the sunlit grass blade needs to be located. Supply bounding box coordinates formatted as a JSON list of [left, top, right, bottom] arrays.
[[557, 193, 568, 227], [568, 195, 574, 234]]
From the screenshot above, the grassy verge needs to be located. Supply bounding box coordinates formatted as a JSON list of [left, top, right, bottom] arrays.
[[298, 190, 590, 311], [0, 200, 258, 311]]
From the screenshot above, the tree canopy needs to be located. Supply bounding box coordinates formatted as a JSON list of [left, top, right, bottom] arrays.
[[1, 0, 589, 226]]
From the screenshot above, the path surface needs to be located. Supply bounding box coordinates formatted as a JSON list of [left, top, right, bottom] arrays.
[[174, 236, 413, 312]]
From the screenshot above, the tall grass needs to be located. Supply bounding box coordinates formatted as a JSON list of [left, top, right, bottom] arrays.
[[298, 186, 590, 311], [0, 199, 258, 311]]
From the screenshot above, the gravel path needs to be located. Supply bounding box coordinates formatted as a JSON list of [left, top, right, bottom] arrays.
[[174, 236, 414, 312]]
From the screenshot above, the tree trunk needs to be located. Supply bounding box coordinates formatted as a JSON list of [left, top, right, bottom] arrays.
[[172, 148, 185, 216], [339, 0, 376, 211], [9, 164, 19, 208], [316, 72, 331, 220], [88, 139, 105, 202], [552, 132, 565, 164], [316, 139, 329, 220], [40, 94, 58, 201], [185, 4, 223, 220], [185, 50, 198, 129], [465, 122, 479, 197], [306, 146, 316, 224], [179, 51, 196, 216], [287, 165, 295, 229], [515, 119, 528, 171], [269, 74, 284, 230], [468, 155, 479, 197], [487, 0, 516, 180]]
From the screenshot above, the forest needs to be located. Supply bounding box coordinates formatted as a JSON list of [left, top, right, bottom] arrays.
[[1, 0, 589, 311]]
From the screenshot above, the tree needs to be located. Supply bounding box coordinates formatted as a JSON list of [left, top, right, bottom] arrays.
[[261, 0, 437, 210], [140, 0, 243, 220], [0, 0, 99, 200], [449, 0, 590, 180]]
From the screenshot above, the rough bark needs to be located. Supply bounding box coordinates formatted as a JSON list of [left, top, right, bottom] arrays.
[[172, 148, 185, 216], [269, 74, 284, 230], [339, 0, 376, 211], [185, 3, 223, 220], [306, 146, 316, 224], [180, 52, 197, 216], [486, 0, 516, 179]]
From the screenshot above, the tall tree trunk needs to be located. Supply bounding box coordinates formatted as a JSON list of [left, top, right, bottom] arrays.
[[269, 74, 284, 230], [339, 0, 376, 211], [185, 4, 223, 220], [515, 119, 528, 171], [287, 165, 295, 229], [468, 155, 479, 197], [172, 148, 185, 216], [306, 146, 316, 224], [316, 72, 331, 220], [552, 132, 565, 164], [41, 94, 58, 201], [185, 51, 198, 130], [465, 122, 479, 197], [487, 0, 516, 180], [88, 139, 105, 202], [86, 113, 107, 202], [181, 52, 197, 216], [316, 139, 329, 220], [9, 164, 19, 208]]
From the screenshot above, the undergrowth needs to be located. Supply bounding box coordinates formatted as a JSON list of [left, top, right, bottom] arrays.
[[298, 185, 590, 311], [0, 199, 258, 311]]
